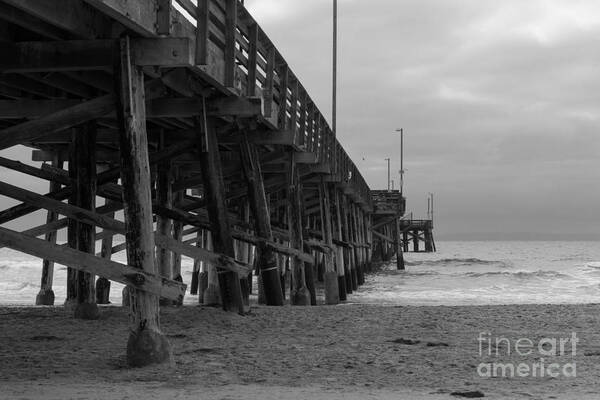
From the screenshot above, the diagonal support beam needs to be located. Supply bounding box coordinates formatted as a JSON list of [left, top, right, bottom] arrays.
[[0, 226, 185, 300]]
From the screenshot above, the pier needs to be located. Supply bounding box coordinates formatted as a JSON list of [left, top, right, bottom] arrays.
[[0, 0, 428, 366]]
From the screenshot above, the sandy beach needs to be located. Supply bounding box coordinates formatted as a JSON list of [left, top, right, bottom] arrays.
[[2, 303, 600, 399]]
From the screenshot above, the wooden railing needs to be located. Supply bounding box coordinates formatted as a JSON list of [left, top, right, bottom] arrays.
[[168, 0, 372, 207]]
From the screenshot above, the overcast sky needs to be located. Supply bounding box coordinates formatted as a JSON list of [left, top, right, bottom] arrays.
[[1, 0, 598, 239], [246, 0, 600, 239]]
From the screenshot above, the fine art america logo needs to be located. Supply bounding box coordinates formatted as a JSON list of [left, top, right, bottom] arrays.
[[477, 332, 578, 378]]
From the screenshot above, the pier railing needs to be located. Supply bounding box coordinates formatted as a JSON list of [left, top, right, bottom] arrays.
[[164, 0, 372, 207]]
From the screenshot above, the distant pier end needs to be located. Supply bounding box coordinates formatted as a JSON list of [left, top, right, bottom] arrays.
[[370, 190, 435, 270]]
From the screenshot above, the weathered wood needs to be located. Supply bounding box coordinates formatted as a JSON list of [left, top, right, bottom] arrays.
[[0, 94, 115, 150], [156, 0, 171, 35], [224, 0, 238, 88], [73, 121, 100, 319], [197, 115, 246, 314], [195, 0, 209, 65], [156, 137, 174, 282], [240, 136, 284, 305], [288, 153, 310, 305], [331, 186, 347, 301], [246, 23, 258, 97], [320, 179, 339, 304], [0, 226, 185, 300], [395, 216, 405, 270], [0, 40, 114, 73], [114, 36, 169, 367], [35, 155, 63, 306]]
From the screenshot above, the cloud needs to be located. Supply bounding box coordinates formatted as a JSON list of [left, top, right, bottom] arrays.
[[247, 0, 600, 237]]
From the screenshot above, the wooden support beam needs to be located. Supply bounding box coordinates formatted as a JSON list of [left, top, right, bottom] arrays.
[[0, 226, 185, 300], [114, 36, 169, 367], [72, 122, 100, 319], [240, 135, 284, 305], [197, 115, 246, 314], [156, 137, 174, 282], [35, 155, 63, 306], [319, 178, 339, 304], [0, 40, 114, 73], [331, 185, 347, 301], [0, 94, 115, 150], [288, 153, 310, 305]]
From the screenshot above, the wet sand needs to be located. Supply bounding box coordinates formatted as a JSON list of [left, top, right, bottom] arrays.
[[2, 303, 600, 399]]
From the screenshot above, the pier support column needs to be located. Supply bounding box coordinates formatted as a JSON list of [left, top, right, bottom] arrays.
[[115, 36, 170, 367], [350, 203, 361, 288], [35, 155, 62, 306], [320, 179, 339, 305], [331, 186, 346, 301], [203, 231, 221, 306], [403, 231, 409, 253], [413, 230, 419, 252], [72, 122, 99, 320], [156, 138, 174, 306], [340, 193, 353, 294], [240, 137, 284, 305], [197, 116, 246, 314], [424, 228, 433, 252], [288, 155, 310, 305], [96, 198, 116, 304], [395, 216, 405, 270]]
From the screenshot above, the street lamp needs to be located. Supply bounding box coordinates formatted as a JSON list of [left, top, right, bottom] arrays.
[[395, 128, 404, 197], [385, 158, 390, 191]]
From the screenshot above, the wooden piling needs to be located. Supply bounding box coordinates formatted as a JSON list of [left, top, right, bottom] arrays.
[[288, 155, 310, 305], [115, 36, 170, 367], [197, 116, 245, 314], [73, 121, 99, 320], [320, 179, 339, 305], [240, 136, 284, 305], [35, 156, 62, 306]]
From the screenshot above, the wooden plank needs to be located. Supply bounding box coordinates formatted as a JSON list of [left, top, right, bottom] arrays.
[[246, 23, 258, 97], [0, 40, 114, 73], [0, 94, 115, 150], [1, 0, 108, 39], [224, 0, 237, 87], [156, 0, 172, 35], [195, 0, 209, 65], [131, 38, 193, 67], [0, 226, 185, 300]]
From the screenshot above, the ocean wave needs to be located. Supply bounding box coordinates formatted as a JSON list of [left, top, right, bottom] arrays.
[[463, 270, 573, 280], [406, 258, 513, 268], [586, 262, 600, 269]]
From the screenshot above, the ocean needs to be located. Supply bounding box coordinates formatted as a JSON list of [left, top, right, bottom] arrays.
[[353, 241, 600, 306], [1, 241, 600, 306]]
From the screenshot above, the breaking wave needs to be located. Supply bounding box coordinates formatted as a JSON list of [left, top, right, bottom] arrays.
[[405, 258, 513, 269]]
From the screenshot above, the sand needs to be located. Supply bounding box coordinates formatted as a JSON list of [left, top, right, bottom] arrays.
[[2, 303, 600, 399]]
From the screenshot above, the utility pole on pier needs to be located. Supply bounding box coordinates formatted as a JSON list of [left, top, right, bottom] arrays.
[[332, 0, 337, 137], [385, 158, 390, 191], [396, 128, 404, 197]]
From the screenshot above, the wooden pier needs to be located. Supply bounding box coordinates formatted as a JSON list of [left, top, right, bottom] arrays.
[[0, 0, 378, 366], [370, 190, 435, 270]]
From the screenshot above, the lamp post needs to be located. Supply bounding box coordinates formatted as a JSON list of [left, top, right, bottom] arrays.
[[385, 158, 390, 191], [332, 0, 337, 137], [395, 128, 404, 197]]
